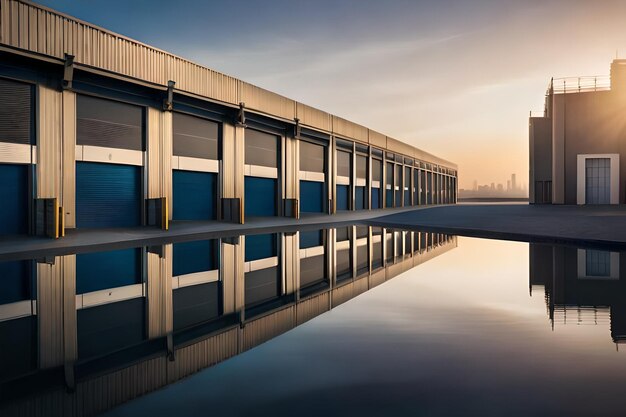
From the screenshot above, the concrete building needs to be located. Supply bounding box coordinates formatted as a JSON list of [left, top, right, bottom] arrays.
[[529, 60, 626, 205], [0, 0, 456, 240]]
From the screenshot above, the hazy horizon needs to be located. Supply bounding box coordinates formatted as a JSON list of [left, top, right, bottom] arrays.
[[36, 0, 626, 189]]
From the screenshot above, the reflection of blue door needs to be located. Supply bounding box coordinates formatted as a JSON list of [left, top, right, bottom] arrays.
[[0, 164, 29, 235], [76, 162, 141, 228], [0, 260, 32, 304], [173, 170, 216, 220], [300, 180, 324, 213], [245, 176, 276, 217], [76, 248, 142, 294], [77, 298, 145, 359], [173, 240, 216, 276], [336, 185, 349, 210]]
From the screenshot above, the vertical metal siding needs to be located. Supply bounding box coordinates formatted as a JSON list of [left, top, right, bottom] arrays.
[[147, 244, 172, 339], [241, 306, 295, 352], [296, 103, 331, 132], [296, 292, 329, 325], [37, 260, 64, 368], [167, 328, 238, 383], [285, 135, 298, 200], [332, 282, 354, 307], [282, 232, 299, 296], [36, 85, 62, 200], [62, 91, 76, 228], [62, 255, 77, 364], [220, 238, 244, 315], [147, 108, 172, 217], [240, 82, 296, 120], [332, 116, 368, 144], [221, 123, 244, 200]]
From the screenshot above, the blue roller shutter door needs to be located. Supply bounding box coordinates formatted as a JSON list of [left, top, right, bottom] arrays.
[[300, 180, 324, 213], [245, 129, 279, 218], [336, 185, 349, 211], [0, 164, 29, 235], [172, 113, 219, 220], [76, 162, 141, 228], [336, 149, 351, 211], [299, 141, 326, 214], [355, 186, 366, 210], [371, 188, 380, 209], [245, 177, 277, 217], [173, 170, 217, 220], [404, 167, 411, 206]]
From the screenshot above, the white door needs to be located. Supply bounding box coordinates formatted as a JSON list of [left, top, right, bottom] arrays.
[[585, 158, 610, 204]]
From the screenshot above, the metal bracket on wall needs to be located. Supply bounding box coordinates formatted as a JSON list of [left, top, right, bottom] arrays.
[[294, 117, 301, 139], [62, 53, 74, 90], [163, 80, 175, 111], [236, 102, 247, 127]]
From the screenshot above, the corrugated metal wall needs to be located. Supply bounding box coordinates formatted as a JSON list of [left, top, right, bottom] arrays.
[[147, 244, 172, 339], [167, 328, 238, 383], [240, 82, 295, 121], [220, 238, 244, 315], [296, 103, 331, 132], [147, 108, 173, 218], [282, 232, 299, 295], [37, 255, 76, 369], [241, 306, 295, 352], [296, 292, 329, 325], [332, 116, 368, 144], [221, 123, 244, 201], [62, 91, 76, 227], [36, 85, 62, 199]]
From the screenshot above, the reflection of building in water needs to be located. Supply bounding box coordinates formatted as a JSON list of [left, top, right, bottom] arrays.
[[0, 228, 456, 417], [529, 243, 626, 342]]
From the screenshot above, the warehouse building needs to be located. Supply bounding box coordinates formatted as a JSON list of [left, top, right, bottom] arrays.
[[0, 0, 456, 239], [529, 60, 626, 205]]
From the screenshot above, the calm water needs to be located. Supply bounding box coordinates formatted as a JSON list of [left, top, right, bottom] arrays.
[[103, 237, 626, 417]]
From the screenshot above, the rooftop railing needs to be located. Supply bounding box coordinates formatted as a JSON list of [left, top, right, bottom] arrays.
[[549, 75, 611, 95]]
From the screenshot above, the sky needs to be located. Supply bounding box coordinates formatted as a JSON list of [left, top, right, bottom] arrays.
[[37, 0, 626, 189]]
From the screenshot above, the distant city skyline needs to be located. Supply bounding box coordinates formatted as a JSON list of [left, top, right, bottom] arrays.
[[462, 173, 527, 198]]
